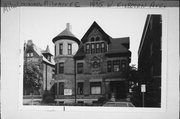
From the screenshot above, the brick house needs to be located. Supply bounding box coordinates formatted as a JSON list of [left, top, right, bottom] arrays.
[[138, 15, 162, 107], [24, 40, 55, 95], [52, 22, 131, 104], [74, 22, 131, 103]]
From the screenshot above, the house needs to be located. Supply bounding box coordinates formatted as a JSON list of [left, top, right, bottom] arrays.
[[138, 15, 162, 107], [24, 40, 55, 95], [52, 22, 131, 104], [74, 21, 131, 104]]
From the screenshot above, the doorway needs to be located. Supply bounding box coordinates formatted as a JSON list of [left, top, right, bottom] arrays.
[[110, 81, 126, 99]]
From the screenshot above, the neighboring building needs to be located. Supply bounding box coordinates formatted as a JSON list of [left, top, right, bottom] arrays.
[[52, 23, 80, 103], [24, 40, 55, 95], [138, 15, 162, 107], [74, 21, 131, 104]]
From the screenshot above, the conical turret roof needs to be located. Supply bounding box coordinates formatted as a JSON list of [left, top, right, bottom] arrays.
[[52, 23, 80, 45]]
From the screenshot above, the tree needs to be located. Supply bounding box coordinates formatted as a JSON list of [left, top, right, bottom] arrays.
[[126, 64, 142, 107], [128, 64, 138, 82], [23, 62, 42, 95]]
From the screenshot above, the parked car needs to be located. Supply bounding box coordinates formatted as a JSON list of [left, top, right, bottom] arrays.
[[103, 102, 135, 107]]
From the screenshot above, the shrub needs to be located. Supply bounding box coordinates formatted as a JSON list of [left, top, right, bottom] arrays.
[[42, 90, 55, 104], [97, 97, 108, 105]]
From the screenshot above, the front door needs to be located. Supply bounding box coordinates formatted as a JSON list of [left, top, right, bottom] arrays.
[[110, 81, 126, 99]]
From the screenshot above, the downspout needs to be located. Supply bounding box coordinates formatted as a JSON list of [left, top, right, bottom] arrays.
[[74, 59, 77, 103], [45, 64, 47, 91]]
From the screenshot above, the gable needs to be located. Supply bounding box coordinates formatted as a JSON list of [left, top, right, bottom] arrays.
[[81, 21, 111, 44], [87, 28, 103, 42]]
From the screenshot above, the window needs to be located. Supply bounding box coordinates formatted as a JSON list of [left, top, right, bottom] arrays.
[[53, 83, 57, 95], [90, 82, 101, 94], [77, 63, 83, 74], [86, 44, 90, 54], [59, 62, 64, 74], [96, 43, 100, 53], [59, 44, 63, 55], [27, 53, 30, 57], [27, 52, 33, 57], [68, 43, 72, 55], [59, 82, 64, 95], [121, 60, 126, 71], [107, 61, 112, 72], [55, 64, 58, 74], [91, 43, 95, 53], [96, 36, 100, 41], [77, 82, 84, 95], [101, 42, 105, 52], [30, 53, 33, 57], [47, 56, 51, 62], [113, 60, 120, 72], [91, 37, 95, 42]]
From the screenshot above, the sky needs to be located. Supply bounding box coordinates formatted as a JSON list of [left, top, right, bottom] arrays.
[[20, 7, 154, 67]]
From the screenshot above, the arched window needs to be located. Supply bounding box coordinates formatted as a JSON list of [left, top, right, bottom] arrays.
[[91, 37, 95, 42], [96, 36, 100, 41]]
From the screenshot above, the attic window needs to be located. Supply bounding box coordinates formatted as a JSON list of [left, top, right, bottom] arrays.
[[47, 56, 51, 62], [96, 36, 100, 41], [27, 52, 33, 57], [91, 37, 95, 42]]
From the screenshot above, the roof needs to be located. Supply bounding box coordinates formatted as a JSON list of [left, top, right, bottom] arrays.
[[42, 45, 53, 56], [74, 37, 131, 59], [74, 22, 131, 59], [106, 37, 130, 54], [81, 21, 111, 44], [73, 45, 85, 59], [33, 44, 55, 65], [52, 24, 80, 45]]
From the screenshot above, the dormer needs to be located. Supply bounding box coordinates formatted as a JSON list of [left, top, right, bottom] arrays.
[[42, 45, 53, 62]]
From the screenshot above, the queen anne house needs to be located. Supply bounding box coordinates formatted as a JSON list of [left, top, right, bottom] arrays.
[[24, 40, 55, 95], [52, 22, 131, 104]]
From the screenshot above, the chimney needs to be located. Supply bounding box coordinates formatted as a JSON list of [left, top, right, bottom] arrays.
[[45, 45, 50, 53], [27, 40, 33, 46], [66, 23, 72, 32]]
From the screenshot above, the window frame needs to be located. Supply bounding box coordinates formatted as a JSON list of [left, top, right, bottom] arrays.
[[91, 37, 95, 42], [59, 43, 63, 55], [121, 60, 126, 71], [59, 62, 64, 74], [67, 43, 72, 55], [77, 82, 84, 95], [107, 61, 112, 72], [101, 42, 105, 52], [86, 43, 90, 54], [91, 43, 95, 53], [113, 60, 120, 72], [59, 82, 64, 95], [90, 82, 101, 95], [77, 62, 83, 74], [96, 36, 100, 41], [96, 43, 100, 53]]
